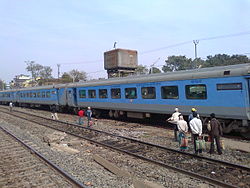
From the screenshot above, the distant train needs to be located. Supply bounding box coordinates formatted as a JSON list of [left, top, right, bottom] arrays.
[[1, 63, 250, 136]]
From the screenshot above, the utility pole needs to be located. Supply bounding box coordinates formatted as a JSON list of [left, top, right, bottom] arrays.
[[57, 64, 61, 79], [193, 40, 199, 59], [193, 40, 199, 69], [149, 57, 160, 74]]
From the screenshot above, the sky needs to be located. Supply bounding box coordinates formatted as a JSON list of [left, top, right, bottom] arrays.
[[0, 0, 250, 82]]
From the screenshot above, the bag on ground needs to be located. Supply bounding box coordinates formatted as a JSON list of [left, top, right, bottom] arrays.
[[180, 137, 188, 147], [195, 139, 206, 150]]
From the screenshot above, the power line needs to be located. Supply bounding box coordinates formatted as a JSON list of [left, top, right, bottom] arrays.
[[198, 31, 250, 41], [141, 40, 192, 54], [60, 59, 102, 65], [51, 31, 250, 66], [141, 30, 250, 55], [86, 70, 106, 74]]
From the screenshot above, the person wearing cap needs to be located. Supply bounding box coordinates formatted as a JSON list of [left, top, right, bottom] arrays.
[[167, 107, 181, 141], [177, 114, 189, 151], [86, 107, 92, 127], [208, 113, 223, 155], [188, 108, 197, 122]]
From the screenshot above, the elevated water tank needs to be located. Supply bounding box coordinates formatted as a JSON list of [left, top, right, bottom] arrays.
[[104, 48, 138, 70]]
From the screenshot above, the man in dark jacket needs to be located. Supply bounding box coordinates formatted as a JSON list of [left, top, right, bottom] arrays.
[[208, 113, 223, 155]]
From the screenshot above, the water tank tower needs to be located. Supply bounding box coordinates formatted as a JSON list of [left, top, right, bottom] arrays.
[[104, 48, 138, 78]]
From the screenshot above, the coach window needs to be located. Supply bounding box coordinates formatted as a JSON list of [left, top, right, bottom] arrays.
[[125, 88, 137, 99], [46, 91, 51, 98], [29, 92, 32, 98], [42, 92, 45, 98], [37, 92, 41, 98], [99, 89, 108, 99], [111, 88, 121, 99], [141, 87, 156, 99], [161, 86, 179, 99], [186, 84, 207, 99], [88, 90, 96, 98], [217, 83, 242, 90], [33, 93, 36, 98], [79, 90, 86, 98]]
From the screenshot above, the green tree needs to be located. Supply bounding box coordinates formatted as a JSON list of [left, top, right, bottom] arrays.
[[162, 55, 194, 72], [202, 54, 250, 68], [135, 64, 148, 74], [61, 72, 73, 83], [149, 67, 161, 74]]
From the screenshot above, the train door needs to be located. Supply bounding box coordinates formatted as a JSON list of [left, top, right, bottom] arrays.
[[248, 79, 250, 107], [66, 88, 77, 107], [56, 88, 60, 105], [16, 91, 20, 103]]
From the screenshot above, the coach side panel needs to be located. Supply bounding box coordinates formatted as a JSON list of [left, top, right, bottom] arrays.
[[74, 76, 247, 120]]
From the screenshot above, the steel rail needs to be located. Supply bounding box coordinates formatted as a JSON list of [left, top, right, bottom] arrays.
[[6, 108, 249, 171], [0, 107, 249, 188], [0, 125, 87, 188]]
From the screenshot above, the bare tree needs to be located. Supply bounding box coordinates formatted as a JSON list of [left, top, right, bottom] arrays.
[[40, 66, 53, 79], [26, 61, 53, 80], [69, 69, 87, 82], [0, 79, 5, 90]]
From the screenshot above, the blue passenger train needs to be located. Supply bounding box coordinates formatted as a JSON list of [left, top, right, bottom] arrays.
[[1, 63, 250, 136]]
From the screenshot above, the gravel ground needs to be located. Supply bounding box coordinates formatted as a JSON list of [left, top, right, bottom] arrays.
[[18, 107, 249, 167], [1, 106, 249, 187]]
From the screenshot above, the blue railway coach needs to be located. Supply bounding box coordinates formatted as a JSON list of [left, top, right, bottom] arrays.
[[0, 63, 250, 136]]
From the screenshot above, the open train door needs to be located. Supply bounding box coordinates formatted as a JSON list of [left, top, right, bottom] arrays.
[[66, 87, 77, 107], [242, 78, 250, 138]]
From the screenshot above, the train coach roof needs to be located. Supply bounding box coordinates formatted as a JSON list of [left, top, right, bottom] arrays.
[[1, 63, 250, 92], [68, 63, 250, 87]]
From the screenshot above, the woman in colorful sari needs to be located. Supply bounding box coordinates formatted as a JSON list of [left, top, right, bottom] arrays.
[[177, 114, 189, 151]]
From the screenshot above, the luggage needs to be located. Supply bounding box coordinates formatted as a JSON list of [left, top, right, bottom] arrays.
[[180, 137, 188, 147], [195, 139, 206, 150], [220, 139, 225, 150], [89, 120, 93, 127]]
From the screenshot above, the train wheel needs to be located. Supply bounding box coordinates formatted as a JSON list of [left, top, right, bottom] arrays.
[[114, 111, 119, 119], [109, 110, 114, 118], [93, 110, 101, 118]]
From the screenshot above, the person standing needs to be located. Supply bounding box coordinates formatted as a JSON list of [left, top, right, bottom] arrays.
[[177, 114, 189, 151], [86, 107, 92, 127], [9, 102, 13, 112], [78, 109, 85, 125], [167, 107, 181, 141], [51, 104, 59, 120], [208, 113, 223, 155], [188, 108, 198, 122], [189, 112, 203, 154]]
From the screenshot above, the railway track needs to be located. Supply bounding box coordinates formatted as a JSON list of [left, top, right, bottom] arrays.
[[0, 125, 87, 188], [0, 107, 249, 188]]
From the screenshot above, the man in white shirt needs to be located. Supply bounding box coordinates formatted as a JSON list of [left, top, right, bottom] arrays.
[[9, 102, 13, 112], [189, 112, 202, 154], [167, 108, 181, 141]]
